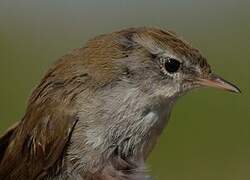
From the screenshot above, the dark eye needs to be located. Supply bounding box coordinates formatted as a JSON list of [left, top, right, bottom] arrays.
[[164, 58, 181, 73]]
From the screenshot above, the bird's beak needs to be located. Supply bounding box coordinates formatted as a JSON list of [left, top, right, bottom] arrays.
[[196, 74, 241, 93]]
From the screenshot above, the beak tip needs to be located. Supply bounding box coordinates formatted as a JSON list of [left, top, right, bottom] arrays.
[[231, 86, 241, 94]]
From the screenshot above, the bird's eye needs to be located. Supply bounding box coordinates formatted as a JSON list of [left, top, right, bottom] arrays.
[[164, 58, 181, 73]]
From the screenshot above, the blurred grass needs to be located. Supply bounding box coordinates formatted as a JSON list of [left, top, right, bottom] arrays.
[[0, 0, 250, 179]]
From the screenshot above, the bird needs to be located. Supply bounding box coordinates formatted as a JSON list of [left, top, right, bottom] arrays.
[[0, 27, 240, 180]]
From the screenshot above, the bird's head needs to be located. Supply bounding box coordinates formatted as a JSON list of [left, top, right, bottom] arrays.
[[82, 27, 240, 101]]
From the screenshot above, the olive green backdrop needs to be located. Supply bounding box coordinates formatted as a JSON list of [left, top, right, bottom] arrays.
[[0, 0, 249, 179]]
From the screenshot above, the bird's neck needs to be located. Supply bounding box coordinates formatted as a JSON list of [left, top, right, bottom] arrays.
[[66, 84, 178, 179]]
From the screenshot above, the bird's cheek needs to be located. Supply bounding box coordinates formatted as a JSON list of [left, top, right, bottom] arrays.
[[181, 78, 200, 93]]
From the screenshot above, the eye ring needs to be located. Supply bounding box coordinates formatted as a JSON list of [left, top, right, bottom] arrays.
[[164, 58, 181, 73]]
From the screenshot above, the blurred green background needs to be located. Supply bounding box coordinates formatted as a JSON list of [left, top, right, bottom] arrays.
[[0, 0, 249, 179]]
